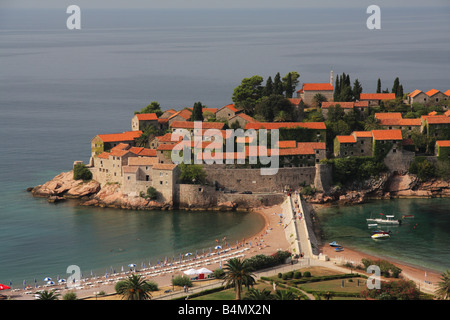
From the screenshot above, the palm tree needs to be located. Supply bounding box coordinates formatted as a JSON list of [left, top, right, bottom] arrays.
[[116, 274, 153, 300], [244, 288, 273, 300], [274, 289, 299, 300], [222, 257, 256, 300], [36, 290, 60, 300], [435, 270, 450, 300]]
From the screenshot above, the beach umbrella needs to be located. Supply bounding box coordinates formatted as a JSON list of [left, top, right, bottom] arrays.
[[34, 278, 37, 288], [128, 264, 136, 268], [0, 284, 11, 291], [23, 280, 26, 290], [47, 281, 55, 285], [185, 253, 192, 257], [43, 277, 52, 281], [58, 279, 66, 284], [215, 245, 222, 250]]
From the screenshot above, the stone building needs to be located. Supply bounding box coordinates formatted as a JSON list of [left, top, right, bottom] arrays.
[[168, 109, 192, 125], [131, 113, 158, 131], [296, 83, 334, 106], [151, 163, 179, 203], [228, 113, 257, 128], [91, 131, 142, 156], [435, 140, 450, 158], [407, 90, 429, 105], [359, 93, 396, 106], [215, 104, 241, 121], [421, 115, 450, 139], [425, 89, 448, 104]]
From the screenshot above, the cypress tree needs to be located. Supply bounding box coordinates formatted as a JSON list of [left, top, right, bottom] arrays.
[[264, 76, 273, 96], [191, 102, 204, 121], [352, 79, 363, 101], [274, 72, 283, 95], [392, 77, 400, 95], [376, 78, 381, 93], [334, 75, 340, 101], [397, 84, 404, 99], [285, 72, 293, 98]]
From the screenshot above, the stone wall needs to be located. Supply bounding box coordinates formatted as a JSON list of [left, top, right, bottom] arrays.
[[202, 166, 316, 193], [313, 163, 332, 193], [384, 148, 415, 173]]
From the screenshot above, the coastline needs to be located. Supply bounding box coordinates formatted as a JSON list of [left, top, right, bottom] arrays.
[[311, 202, 444, 288]]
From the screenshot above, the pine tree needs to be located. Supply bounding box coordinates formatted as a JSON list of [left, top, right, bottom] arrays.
[[376, 78, 381, 93], [397, 84, 404, 99]]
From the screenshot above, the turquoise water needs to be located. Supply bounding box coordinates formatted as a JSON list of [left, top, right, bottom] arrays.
[[0, 184, 265, 287], [316, 198, 450, 273]]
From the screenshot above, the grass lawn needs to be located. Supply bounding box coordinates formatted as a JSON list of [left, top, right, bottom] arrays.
[[299, 278, 367, 294], [191, 282, 274, 300]]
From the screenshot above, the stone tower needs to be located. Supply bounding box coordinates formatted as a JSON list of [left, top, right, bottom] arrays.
[[330, 70, 333, 86]]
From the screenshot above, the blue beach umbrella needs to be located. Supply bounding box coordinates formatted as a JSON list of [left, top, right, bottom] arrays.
[[128, 264, 136, 268], [43, 277, 52, 281], [34, 278, 37, 288], [47, 281, 55, 285], [58, 279, 66, 284], [23, 280, 26, 290]]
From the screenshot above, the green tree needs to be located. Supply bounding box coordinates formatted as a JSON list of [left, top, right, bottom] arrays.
[[62, 292, 77, 300], [146, 186, 158, 200], [312, 93, 327, 107], [377, 78, 381, 93], [282, 71, 300, 98], [244, 288, 273, 300], [134, 124, 159, 148], [73, 163, 92, 181], [273, 72, 283, 95], [435, 270, 450, 300], [36, 290, 60, 300], [115, 274, 153, 300], [327, 105, 345, 122], [222, 257, 256, 300], [232, 75, 264, 115], [254, 94, 294, 122], [263, 76, 273, 96], [135, 101, 163, 117], [392, 77, 400, 96], [274, 290, 299, 300], [334, 75, 340, 101], [179, 163, 207, 184], [191, 101, 204, 121], [352, 79, 363, 101]]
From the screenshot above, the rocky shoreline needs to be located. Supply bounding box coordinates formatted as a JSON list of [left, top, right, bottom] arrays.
[[29, 171, 450, 211], [30, 171, 248, 211], [303, 172, 450, 205]]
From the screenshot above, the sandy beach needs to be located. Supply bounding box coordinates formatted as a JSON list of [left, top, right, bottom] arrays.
[[3, 201, 444, 300], [4, 204, 291, 300]]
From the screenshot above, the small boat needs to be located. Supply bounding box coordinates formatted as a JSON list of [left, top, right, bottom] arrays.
[[335, 246, 344, 252], [368, 223, 378, 228], [402, 215, 414, 219], [372, 233, 390, 240], [367, 214, 402, 225], [329, 241, 341, 247]]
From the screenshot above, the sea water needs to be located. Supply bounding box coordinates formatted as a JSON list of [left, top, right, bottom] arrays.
[[1, 6, 449, 285], [316, 198, 450, 273]]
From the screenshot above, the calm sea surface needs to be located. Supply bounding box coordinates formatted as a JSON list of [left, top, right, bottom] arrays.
[[0, 7, 449, 285]]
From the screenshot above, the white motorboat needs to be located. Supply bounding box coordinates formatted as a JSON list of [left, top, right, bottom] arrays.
[[367, 214, 401, 225], [371, 233, 390, 240]]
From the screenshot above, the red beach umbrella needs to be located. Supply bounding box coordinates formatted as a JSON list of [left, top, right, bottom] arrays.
[[0, 284, 11, 290]]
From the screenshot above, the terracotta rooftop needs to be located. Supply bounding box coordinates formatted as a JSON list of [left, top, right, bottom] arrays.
[[436, 140, 450, 147], [97, 152, 110, 159], [128, 157, 158, 166], [170, 121, 225, 130], [374, 112, 402, 120], [298, 83, 334, 92], [426, 89, 440, 97], [408, 89, 423, 98], [128, 147, 145, 154], [168, 109, 192, 120], [152, 163, 178, 170], [109, 149, 131, 157], [138, 148, 157, 157], [354, 101, 370, 107], [277, 140, 297, 149], [135, 113, 158, 121], [110, 143, 130, 151], [352, 131, 373, 138], [360, 93, 396, 101], [378, 118, 421, 126], [229, 113, 257, 123], [336, 135, 356, 144], [218, 104, 239, 113], [245, 122, 326, 130], [288, 98, 302, 105], [445, 90, 450, 96], [423, 115, 450, 125], [96, 131, 142, 143], [371, 129, 403, 141]]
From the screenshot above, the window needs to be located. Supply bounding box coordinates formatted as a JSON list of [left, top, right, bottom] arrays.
[[393, 148, 397, 153], [361, 140, 364, 144], [146, 175, 149, 181], [127, 176, 130, 180], [160, 181, 163, 185]]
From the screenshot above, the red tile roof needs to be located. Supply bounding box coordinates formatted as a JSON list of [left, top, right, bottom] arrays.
[[298, 83, 334, 92], [426, 89, 440, 97], [157, 144, 176, 151], [97, 152, 110, 159], [436, 140, 450, 147], [135, 113, 158, 121], [352, 131, 373, 138], [202, 108, 218, 114], [445, 90, 450, 97], [230, 113, 257, 123], [378, 118, 421, 126], [445, 110, 450, 117], [408, 89, 423, 98], [374, 112, 402, 120], [168, 109, 192, 120], [354, 101, 369, 107], [128, 157, 158, 166], [277, 140, 297, 148], [336, 135, 356, 144], [97, 131, 142, 143], [219, 104, 239, 113], [423, 115, 450, 124], [371, 129, 403, 141], [128, 147, 144, 154], [245, 122, 326, 130], [152, 163, 177, 170], [138, 148, 157, 157], [110, 143, 130, 151], [170, 121, 225, 130], [109, 149, 131, 157], [288, 98, 302, 105], [360, 93, 396, 101]]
